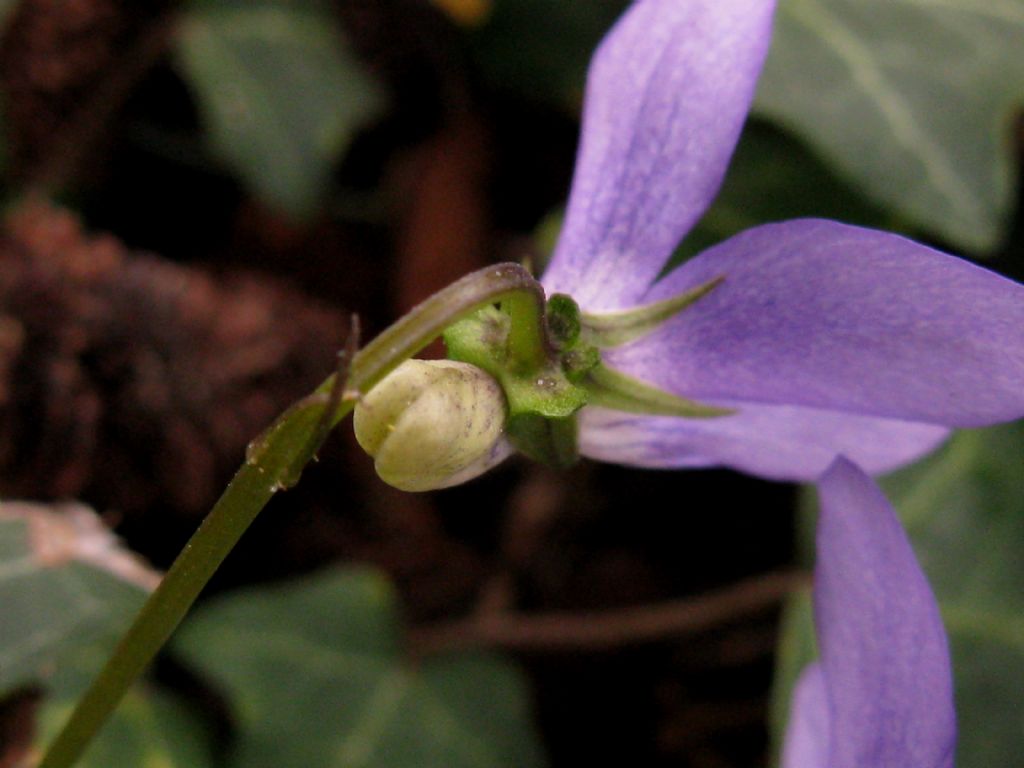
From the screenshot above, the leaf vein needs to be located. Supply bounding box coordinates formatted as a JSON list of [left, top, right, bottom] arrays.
[[788, 0, 979, 217]]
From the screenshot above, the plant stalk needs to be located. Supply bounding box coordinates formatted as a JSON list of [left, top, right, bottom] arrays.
[[38, 263, 545, 768]]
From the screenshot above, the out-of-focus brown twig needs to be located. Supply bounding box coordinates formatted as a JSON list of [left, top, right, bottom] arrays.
[[409, 569, 809, 656]]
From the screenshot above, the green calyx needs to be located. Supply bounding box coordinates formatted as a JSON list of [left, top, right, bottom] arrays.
[[545, 293, 582, 348], [444, 276, 730, 468], [582, 365, 734, 418], [444, 304, 588, 466], [580, 275, 725, 348], [544, 289, 731, 419], [506, 413, 579, 467], [444, 305, 589, 419]]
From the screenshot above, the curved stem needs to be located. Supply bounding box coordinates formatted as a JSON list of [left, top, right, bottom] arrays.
[[350, 262, 546, 397], [38, 263, 545, 768]]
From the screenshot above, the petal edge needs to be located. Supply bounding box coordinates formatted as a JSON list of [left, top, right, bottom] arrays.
[[542, 0, 776, 311], [814, 457, 956, 768], [606, 219, 1024, 427], [578, 403, 949, 482]]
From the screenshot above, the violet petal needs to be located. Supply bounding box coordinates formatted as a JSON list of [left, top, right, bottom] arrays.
[[578, 404, 948, 482], [540, 0, 775, 311], [604, 219, 1024, 426], [781, 665, 831, 768], [811, 457, 956, 768]]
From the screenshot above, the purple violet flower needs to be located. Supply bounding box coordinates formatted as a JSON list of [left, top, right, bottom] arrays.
[[542, 0, 1024, 482], [781, 457, 956, 768]]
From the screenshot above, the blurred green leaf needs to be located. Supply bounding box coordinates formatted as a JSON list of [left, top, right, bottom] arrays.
[[755, 0, 1024, 252], [471, 0, 626, 106], [541, 122, 892, 277], [0, 502, 154, 694], [174, 567, 547, 768], [771, 423, 1024, 766], [176, 0, 383, 219], [767, 590, 814, 764], [0, 501, 214, 766], [883, 424, 1024, 767], [40, 664, 214, 768], [669, 121, 890, 270]]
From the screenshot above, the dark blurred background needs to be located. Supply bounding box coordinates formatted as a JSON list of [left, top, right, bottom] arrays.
[[0, 0, 1020, 765]]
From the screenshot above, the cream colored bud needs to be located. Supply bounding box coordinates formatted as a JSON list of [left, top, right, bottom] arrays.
[[354, 359, 511, 492]]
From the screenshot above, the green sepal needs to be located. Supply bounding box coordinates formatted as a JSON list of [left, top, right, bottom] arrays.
[[444, 306, 588, 420], [545, 293, 582, 349], [583, 363, 734, 418], [581, 275, 725, 348], [507, 413, 578, 467], [445, 305, 586, 467], [443, 305, 511, 369], [562, 345, 601, 383]]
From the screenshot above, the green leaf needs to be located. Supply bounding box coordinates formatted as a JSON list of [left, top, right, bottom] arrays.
[[882, 424, 1024, 767], [767, 590, 814, 764], [0, 501, 155, 695], [173, 567, 547, 768], [755, 0, 1024, 252], [0, 501, 214, 766], [666, 121, 890, 271], [538, 122, 890, 278], [40, 668, 214, 768], [770, 424, 1024, 766], [176, 0, 383, 219]]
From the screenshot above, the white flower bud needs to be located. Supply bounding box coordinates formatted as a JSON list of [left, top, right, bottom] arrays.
[[353, 359, 511, 492]]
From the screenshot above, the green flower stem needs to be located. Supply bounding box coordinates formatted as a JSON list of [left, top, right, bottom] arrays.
[[38, 263, 545, 768], [345, 262, 548, 402], [501, 289, 552, 372]]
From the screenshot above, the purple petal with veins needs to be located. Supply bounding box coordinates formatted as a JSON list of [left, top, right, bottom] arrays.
[[541, 0, 775, 311], [604, 220, 1024, 428], [781, 457, 956, 768], [579, 404, 948, 483]]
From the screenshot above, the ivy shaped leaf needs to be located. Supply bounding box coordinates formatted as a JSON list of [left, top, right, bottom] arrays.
[[881, 423, 1024, 767], [0, 501, 214, 767], [175, 0, 383, 219], [539, 121, 891, 278], [771, 423, 1024, 767], [755, 0, 1024, 253], [668, 120, 890, 270], [173, 567, 547, 768], [0, 502, 156, 695], [39, 669, 214, 768]]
